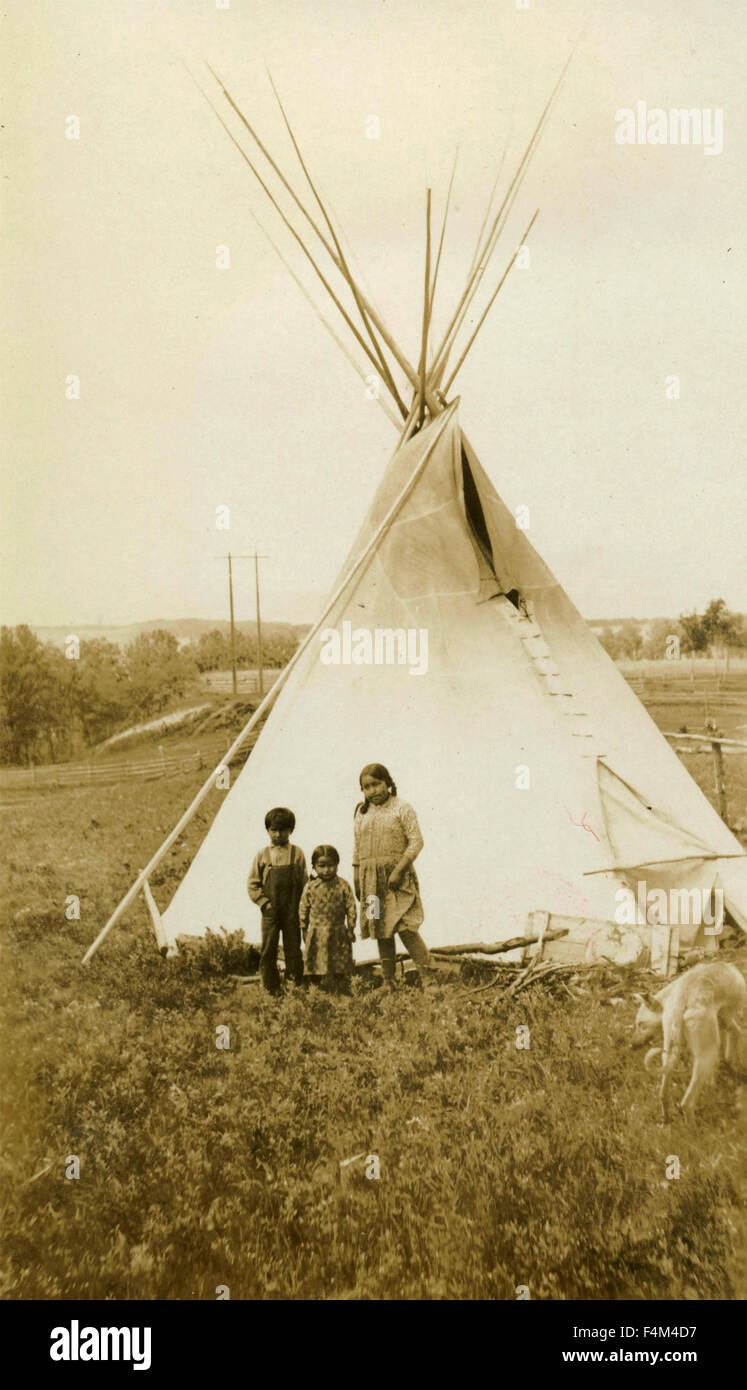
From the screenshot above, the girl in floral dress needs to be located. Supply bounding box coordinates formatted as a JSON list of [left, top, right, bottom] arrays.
[[299, 845, 357, 993], [352, 763, 434, 987]]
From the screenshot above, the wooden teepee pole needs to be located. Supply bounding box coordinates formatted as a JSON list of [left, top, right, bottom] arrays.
[[267, 72, 408, 420], [82, 403, 460, 965], [187, 68, 396, 398], [442, 209, 539, 394], [207, 62, 406, 413], [201, 64, 434, 405], [465, 131, 512, 282], [428, 41, 578, 391], [428, 148, 458, 316], [417, 189, 432, 428], [431, 175, 524, 391], [246, 209, 401, 428]]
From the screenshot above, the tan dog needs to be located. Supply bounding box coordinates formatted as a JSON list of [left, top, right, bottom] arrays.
[[631, 961, 745, 1122]]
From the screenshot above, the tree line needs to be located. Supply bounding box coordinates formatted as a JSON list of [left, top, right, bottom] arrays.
[[596, 599, 744, 663], [0, 625, 299, 766], [190, 627, 299, 673]]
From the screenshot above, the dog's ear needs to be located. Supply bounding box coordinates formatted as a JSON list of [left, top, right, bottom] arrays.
[[633, 991, 662, 1011]]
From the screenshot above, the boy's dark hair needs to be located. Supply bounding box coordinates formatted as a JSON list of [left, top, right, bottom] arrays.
[[264, 806, 296, 832], [311, 843, 340, 869]]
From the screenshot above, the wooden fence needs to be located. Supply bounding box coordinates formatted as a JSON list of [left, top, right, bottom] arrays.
[[201, 669, 281, 694], [662, 731, 747, 823], [2, 733, 743, 821], [0, 749, 204, 792]]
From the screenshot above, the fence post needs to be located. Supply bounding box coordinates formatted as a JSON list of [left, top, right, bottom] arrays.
[[711, 738, 728, 823]]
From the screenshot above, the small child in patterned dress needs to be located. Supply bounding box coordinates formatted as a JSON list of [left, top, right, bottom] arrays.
[[299, 845, 357, 994]]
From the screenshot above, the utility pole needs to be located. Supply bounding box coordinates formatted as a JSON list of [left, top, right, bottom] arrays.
[[216, 552, 268, 698], [227, 552, 238, 694], [254, 552, 265, 697]]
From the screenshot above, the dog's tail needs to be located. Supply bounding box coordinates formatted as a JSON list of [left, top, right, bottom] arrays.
[[643, 1046, 663, 1074]]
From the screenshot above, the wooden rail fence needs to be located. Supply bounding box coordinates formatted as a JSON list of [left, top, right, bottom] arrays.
[[0, 749, 204, 792], [662, 731, 747, 823], [2, 734, 743, 820]]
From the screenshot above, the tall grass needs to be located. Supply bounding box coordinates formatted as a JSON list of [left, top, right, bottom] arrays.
[[2, 908, 744, 1299]]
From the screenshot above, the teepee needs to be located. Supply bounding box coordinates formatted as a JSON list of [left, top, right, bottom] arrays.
[[83, 59, 747, 966]]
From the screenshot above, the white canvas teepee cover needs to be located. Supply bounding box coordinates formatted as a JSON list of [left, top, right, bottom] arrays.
[[160, 404, 747, 955]]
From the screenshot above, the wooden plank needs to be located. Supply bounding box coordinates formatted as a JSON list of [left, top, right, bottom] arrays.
[[430, 927, 568, 957], [663, 732, 747, 749]]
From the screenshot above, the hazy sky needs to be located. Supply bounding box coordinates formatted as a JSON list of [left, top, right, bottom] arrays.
[[2, 0, 745, 627]]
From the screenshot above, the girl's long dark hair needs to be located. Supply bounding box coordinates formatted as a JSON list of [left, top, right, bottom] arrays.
[[355, 763, 397, 816]]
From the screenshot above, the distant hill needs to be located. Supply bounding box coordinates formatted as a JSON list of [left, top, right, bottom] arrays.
[[587, 617, 658, 638], [588, 614, 746, 638], [31, 619, 311, 650], [27, 612, 746, 650]]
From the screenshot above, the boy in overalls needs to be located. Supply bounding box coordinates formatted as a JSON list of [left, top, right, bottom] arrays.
[[248, 807, 307, 994]]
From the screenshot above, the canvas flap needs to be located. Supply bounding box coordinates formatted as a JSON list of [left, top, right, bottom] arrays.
[[596, 759, 720, 869]]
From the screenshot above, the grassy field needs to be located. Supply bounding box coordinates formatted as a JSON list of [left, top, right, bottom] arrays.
[[1, 675, 746, 1301]]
